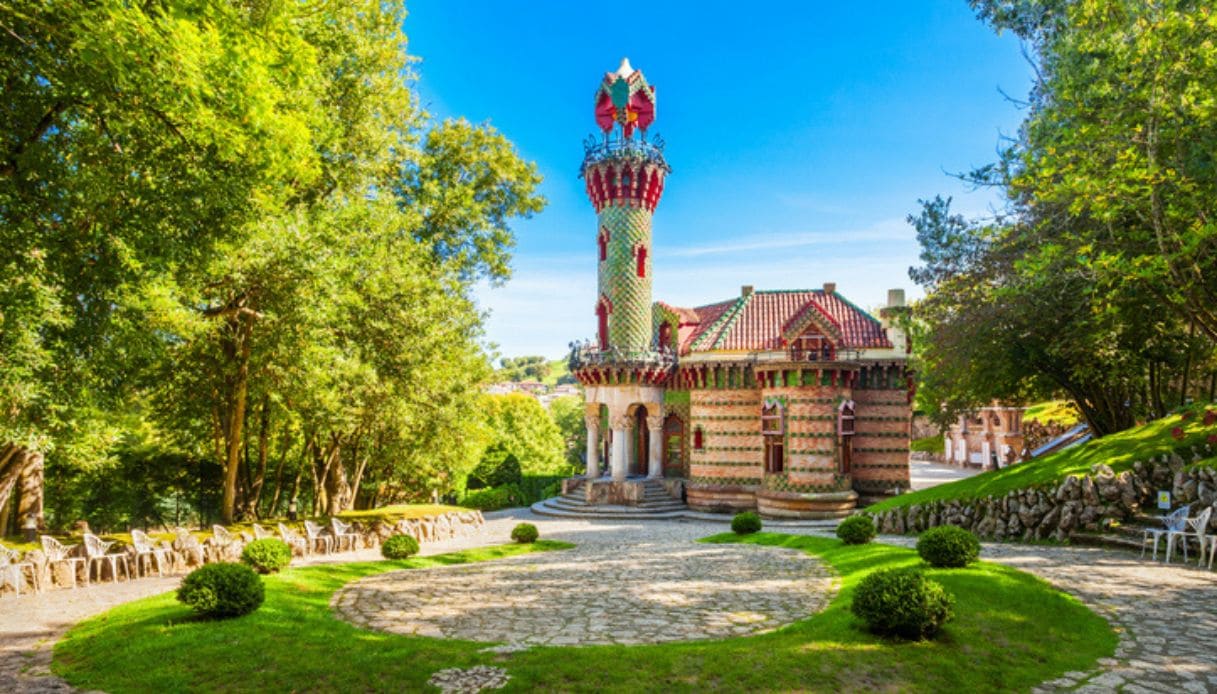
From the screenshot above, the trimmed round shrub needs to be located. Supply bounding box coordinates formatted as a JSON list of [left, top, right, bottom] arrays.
[[511, 522, 539, 544], [381, 534, 420, 560], [836, 515, 876, 545], [240, 538, 292, 574], [731, 511, 762, 535], [177, 562, 264, 618], [916, 525, 981, 568], [851, 568, 955, 640]]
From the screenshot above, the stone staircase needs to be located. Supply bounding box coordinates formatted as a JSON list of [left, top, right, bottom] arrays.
[[531, 478, 690, 519]]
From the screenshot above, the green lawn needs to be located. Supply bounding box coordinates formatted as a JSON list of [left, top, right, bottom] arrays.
[[869, 404, 1217, 513], [910, 433, 944, 454], [1024, 400, 1082, 427], [335, 503, 468, 524], [54, 534, 1114, 693]]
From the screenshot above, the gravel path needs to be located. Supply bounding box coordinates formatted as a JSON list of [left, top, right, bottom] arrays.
[[3, 510, 1215, 693]]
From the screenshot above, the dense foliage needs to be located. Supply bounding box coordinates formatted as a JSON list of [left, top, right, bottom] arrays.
[[836, 515, 877, 545], [851, 568, 955, 640], [911, 0, 1217, 435], [731, 511, 763, 535], [461, 485, 526, 512], [241, 539, 292, 574], [176, 563, 265, 618], [510, 522, 539, 544], [916, 526, 981, 568], [0, 0, 544, 530], [381, 534, 420, 560]]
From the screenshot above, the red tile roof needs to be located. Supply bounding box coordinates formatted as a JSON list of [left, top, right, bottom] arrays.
[[663, 290, 891, 354]]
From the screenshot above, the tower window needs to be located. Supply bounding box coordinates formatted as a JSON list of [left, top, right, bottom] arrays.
[[693, 426, 704, 450], [636, 245, 647, 278], [598, 228, 609, 262], [762, 401, 784, 474], [596, 299, 610, 350]]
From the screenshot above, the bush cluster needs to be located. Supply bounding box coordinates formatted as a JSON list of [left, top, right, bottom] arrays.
[[468, 444, 523, 489], [851, 568, 955, 640], [916, 525, 981, 568], [177, 563, 264, 618], [462, 484, 525, 511], [381, 534, 420, 560], [836, 515, 876, 545], [511, 522, 539, 544], [731, 511, 762, 535], [240, 538, 292, 574]]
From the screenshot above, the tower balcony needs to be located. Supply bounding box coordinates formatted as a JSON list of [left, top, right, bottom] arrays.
[[568, 340, 676, 386], [580, 133, 670, 213]]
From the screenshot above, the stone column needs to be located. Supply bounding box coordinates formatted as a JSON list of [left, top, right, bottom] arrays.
[[646, 414, 664, 478], [610, 413, 631, 481], [584, 411, 601, 478]]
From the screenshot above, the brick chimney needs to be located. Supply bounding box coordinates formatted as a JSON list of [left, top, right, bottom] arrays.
[[822, 282, 837, 294], [741, 285, 754, 297]]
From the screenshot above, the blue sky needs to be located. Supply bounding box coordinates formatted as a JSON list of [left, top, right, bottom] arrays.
[[405, 1, 1032, 359]]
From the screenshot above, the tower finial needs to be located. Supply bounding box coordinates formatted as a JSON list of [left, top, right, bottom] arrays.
[[594, 58, 656, 139]]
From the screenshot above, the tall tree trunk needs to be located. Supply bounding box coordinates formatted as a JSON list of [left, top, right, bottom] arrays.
[[16, 451, 44, 529], [0, 444, 28, 531], [1181, 321, 1196, 406], [221, 313, 254, 525], [247, 395, 271, 518], [266, 422, 294, 517]]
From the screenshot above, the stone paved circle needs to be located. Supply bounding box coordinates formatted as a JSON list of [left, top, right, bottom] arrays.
[[332, 538, 835, 646]]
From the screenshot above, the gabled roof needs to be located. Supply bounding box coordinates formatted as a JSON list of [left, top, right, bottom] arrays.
[[662, 290, 891, 354]]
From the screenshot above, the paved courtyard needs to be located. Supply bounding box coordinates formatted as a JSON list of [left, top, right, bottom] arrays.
[[3, 510, 1217, 693], [333, 530, 834, 646]]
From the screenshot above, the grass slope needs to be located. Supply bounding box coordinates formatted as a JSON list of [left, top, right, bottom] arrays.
[[1024, 400, 1082, 427], [55, 534, 1114, 693], [869, 405, 1217, 513], [910, 433, 944, 454]]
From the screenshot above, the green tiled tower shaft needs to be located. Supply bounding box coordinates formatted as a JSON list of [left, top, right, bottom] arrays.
[[598, 204, 654, 351]]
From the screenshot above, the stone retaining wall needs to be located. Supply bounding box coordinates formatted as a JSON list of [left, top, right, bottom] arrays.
[[871, 452, 1217, 541], [1, 510, 484, 596]]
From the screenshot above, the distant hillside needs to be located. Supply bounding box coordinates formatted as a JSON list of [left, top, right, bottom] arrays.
[[869, 403, 1217, 513], [495, 356, 574, 386]]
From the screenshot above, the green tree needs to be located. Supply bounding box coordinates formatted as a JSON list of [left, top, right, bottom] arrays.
[[481, 394, 567, 476], [548, 395, 587, 468]]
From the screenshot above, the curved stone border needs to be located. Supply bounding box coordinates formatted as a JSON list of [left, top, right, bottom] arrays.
[[332, 539, 836, 646]]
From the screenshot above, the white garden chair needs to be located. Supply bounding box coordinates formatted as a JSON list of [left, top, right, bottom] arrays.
[[1, 547, 39, 595], [1142, 506, 1189, 561], [330, 518, 360, 552], [41, 536, 88, 588], [83, 534, 131, 583], [303, 520, 334, 554], [172, 527, 205, 568], [278, 523, 310, 557], [207, 525, 239, 562], [130, 530, 171, 577], [1166, 506, 1212, 565], [1206, 534, 1217, 571], [252, 523, 274, 540]]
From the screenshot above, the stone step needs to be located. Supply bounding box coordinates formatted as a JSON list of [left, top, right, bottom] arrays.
[[529, 499, 843, 527], [547, 497, 686, 513]]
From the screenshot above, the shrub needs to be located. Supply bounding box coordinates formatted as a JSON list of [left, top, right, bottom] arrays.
[[468, 443, 523, 489], [381, 534, 420, 560], [916, 525, 981, 568], [177, 563, 264, 618], [851, 568, 954, 640], [511, 522, 539, 543], [836, 515, 876, 545], [462, 484, 525, 511], [240, 538, 292, 574], [731, 511, 762, 535]]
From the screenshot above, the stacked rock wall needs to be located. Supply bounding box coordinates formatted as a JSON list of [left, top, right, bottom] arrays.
[[871, 453, 1217, 540]]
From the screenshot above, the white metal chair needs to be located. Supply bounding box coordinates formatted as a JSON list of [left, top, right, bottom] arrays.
[[1206, 534, 1217, 571], [278, 523, 310, 557], [1, 548, 38, 595], [1142, 506, 1189, 561], [83, 534, 131, 582], [303, 520, 333, 554], [130, 530, 171, 577], [252, 523, 274, 540], [41, 536, 88, 588], [173, 527, 205, 567], [330, 518, 360, 552], [207, 525, 239, 562], [1167, 506, 1212, 565]]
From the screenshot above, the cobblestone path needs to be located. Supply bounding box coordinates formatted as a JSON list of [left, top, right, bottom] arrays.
[[333, 534, 834, 646], [3, 511, 1216, 693]]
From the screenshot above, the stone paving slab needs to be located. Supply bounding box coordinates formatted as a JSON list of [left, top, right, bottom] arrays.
[[333, 537, 834, 646]]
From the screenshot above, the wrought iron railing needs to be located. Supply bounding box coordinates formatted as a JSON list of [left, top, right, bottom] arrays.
[[579, 133, 670, 175], [568, 340, 677, 371]]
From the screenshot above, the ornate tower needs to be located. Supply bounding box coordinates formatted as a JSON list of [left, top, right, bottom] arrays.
[[582, 58, 670, 353]]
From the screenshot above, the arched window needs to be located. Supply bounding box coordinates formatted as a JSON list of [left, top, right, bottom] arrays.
[[693, 426, 704, 451], [598, 227, 609, 262], [596, 299, 610, 350], [762, 400, 785, 474], [838, 400, 856, 436], [658, 321, 672, 351], [636, 245, 647, 278]]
